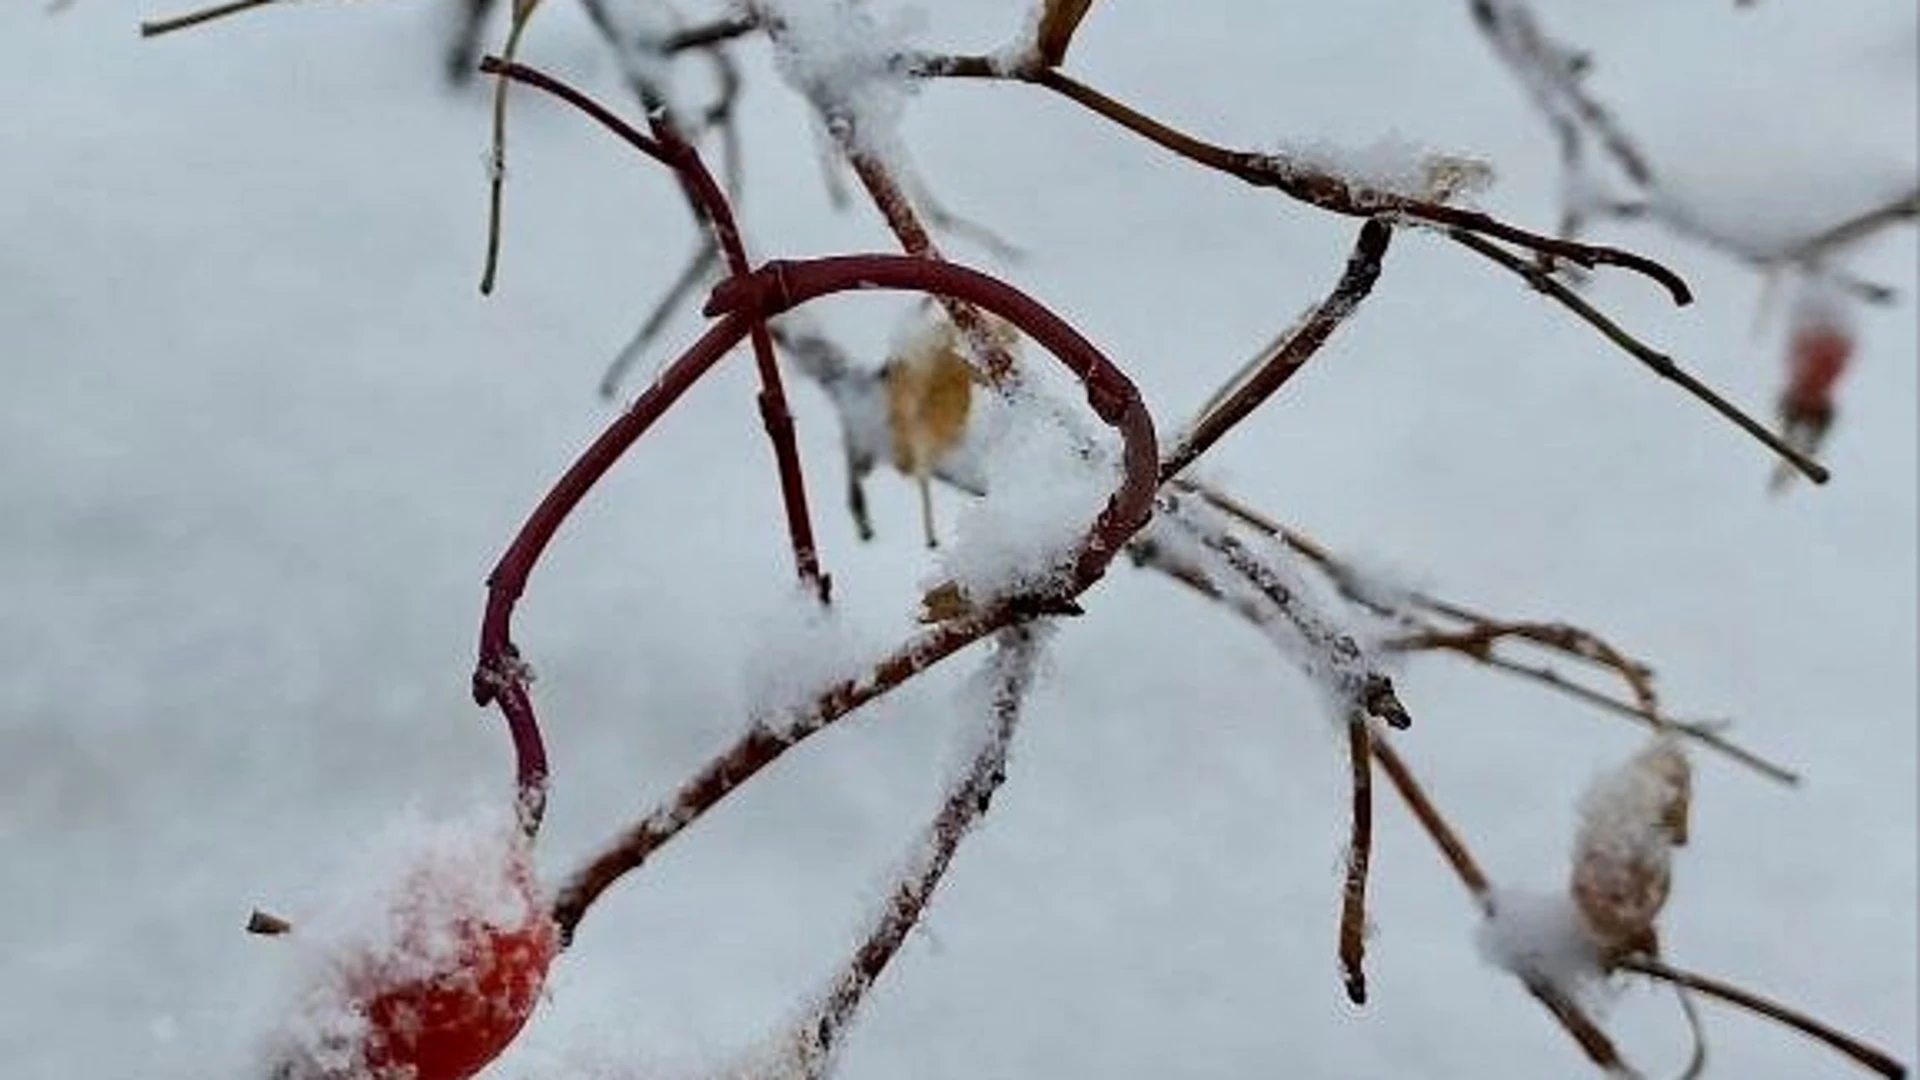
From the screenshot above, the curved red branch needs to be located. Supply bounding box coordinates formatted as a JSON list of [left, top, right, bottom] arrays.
[[481, 54, 830, 601], [548, 254, 1159, 936], [476, 310, 760, 832]]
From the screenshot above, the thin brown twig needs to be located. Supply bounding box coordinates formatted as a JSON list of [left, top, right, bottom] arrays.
[[1448, 227, 1829, 483], [1172, 477, 1800, 785], [139, 0, 277, 37], [1619, 955, 1908, 1079], [1466, 0, 1654, 196], [1458, 649, 1800, 785], [660, 12, 758, 53], [482, 55, 831, 601], [835, 130, 1030, 392], [1369, 735, 1632, 1072], [803, 624, 1047, 1065], [599, 241, 719, 399], [913, 55, 1692, 305], [1799, 188, 1920, 262], [478, 0, 541, 296], [572, 0, 748, 400], [1390, 620, 1658, 714], [1161, 218, 1394, 480], [1339, 714, 1375, 1005]]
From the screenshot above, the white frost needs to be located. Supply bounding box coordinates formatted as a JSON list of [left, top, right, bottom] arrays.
[[934, 386, 1120, 606], [1275, 134, 1495, 205], [762, 0, 925, 164], [742, 585, 890, 731]]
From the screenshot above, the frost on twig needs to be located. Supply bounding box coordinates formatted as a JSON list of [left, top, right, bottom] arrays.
[[1142, 494, 1411, 730], [775, 624, 1050, 1078], [757, 0, 922, 167], [1272, 135, 1495, 208]]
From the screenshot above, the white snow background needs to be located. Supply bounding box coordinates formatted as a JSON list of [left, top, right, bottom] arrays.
[[2, 2, 1914, 1077]]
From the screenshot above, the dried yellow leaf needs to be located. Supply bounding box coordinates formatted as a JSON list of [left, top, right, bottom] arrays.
[[918, 580, 973, 623], [883, 308, 1017, 546]]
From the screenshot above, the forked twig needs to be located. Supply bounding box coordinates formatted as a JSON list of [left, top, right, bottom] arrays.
[[1619, 955, 1908, 1079], [1156, 500, 1411, 730], [1447, 229, 1829, 483], [912, 56, 1692, 306], [1469, 0, 1916, 302], [1175, 479, 1801, 786], [476, 248, 1157, 924], [481, 55, 831, 602]]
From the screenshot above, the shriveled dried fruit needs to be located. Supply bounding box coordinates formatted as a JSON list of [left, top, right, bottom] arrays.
[[1568, 735, 1691, 961]]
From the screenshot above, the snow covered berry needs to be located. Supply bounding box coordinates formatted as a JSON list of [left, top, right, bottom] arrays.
[[267, 811, 558, 1080]]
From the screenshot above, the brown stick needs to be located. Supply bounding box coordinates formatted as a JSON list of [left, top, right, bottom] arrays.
[[1162, 219, 1393, 480], [806, 625, 1046, 1062], [1369, 736, 1631, 1072], [140, 0, 277, 37], [1619, 955, 1909, 1079], [1447, 228, 1829, 483], [1339, 714, 1375, 1005], [914, 55, 1691, 305]]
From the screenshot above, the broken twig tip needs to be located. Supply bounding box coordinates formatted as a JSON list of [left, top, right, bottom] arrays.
[[245, 909, 293, 936]]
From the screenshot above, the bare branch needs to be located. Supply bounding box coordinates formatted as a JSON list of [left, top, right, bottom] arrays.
[[1620, 955, 1909, 1079], [913, 55, 1694, 304], [140, 0, 279, 37], [1339, 714, 1375, 1005], [1447, 228, 1830, 483], [802, 625, 1048, 1067], [1162, 218, 1394, 479]]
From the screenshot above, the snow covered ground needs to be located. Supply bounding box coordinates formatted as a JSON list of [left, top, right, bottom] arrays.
[[3, 2, 1913, 1077]]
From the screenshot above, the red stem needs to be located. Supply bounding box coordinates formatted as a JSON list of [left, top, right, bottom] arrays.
[[548, 253, 1159, 935], [481, 55, 830, 602], [480, 252, 1156, 847], [476, 310, 760, 831]]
